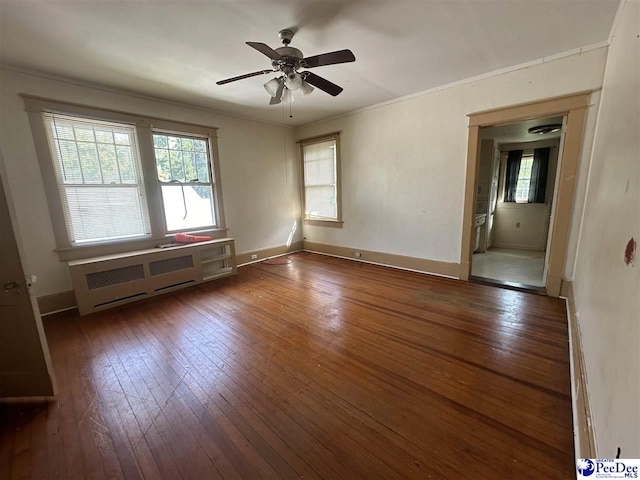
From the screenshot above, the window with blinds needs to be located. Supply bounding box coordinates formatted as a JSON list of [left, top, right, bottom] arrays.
[[44, 113, 151, 244], [302, 136, 340, 222]]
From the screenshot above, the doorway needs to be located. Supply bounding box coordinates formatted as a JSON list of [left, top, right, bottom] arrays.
[[470, 116, 564, 290], [459, 92, 591, 297]]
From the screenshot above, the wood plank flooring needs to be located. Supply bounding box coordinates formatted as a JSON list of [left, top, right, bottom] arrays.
[[0, 252, 575, 479]]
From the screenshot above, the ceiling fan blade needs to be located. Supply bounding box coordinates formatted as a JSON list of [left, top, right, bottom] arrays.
[[216, 69, 273, 85], [302, 49, 355, 68], [269, 80, 285, 105], [301, 72, 343, 96], [246, 42, 283, 61]]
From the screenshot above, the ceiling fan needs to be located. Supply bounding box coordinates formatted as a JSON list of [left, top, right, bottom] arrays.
[[216, 29, 356, 105]]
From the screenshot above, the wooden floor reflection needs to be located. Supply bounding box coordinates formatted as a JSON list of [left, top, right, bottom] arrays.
[[0, 252, 574, 479]]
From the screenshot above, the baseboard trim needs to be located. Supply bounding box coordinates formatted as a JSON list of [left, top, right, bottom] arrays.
[[563, 280, 597, 459], [491, 243, 546, 252], [37, 290, 77, 316], [0, 396, 56, 403], [236, 241, 303, 267], [303, 241, 460, 279]]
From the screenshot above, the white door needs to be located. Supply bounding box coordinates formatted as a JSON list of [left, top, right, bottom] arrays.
[[0, 171, 55, 397]]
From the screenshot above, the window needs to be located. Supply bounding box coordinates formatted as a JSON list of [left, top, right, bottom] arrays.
[[514, 154, 534, 203], [301, 134, 342, 225], [26, 96, 226, 259], [504, 148, 549, 204], [44, 113, 150, 244], [152, 133, 216, 232]]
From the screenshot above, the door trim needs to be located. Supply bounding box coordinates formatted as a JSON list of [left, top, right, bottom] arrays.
[[459, 91, 591, 296]]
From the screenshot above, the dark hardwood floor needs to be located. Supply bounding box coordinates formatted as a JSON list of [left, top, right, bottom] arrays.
[[0, 252, 574, 479]]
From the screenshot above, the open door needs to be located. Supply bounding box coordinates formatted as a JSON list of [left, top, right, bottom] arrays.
[[0, 169, 55, 398]]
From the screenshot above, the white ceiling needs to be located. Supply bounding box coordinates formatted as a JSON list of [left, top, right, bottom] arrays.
[[0, 0, 619, 126], [481, 116, 564, 144]]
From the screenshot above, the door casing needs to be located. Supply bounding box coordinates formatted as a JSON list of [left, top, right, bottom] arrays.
[[460, 92, 591, 296]]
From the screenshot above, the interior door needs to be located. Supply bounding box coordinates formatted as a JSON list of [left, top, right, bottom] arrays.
[[0, 171, 54, 397]]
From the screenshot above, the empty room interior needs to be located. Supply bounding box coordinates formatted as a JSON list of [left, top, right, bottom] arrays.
[[0, 0, 638, 479]]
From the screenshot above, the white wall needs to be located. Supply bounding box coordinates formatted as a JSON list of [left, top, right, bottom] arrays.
[[572, 0, 640, 456], [0, 68, 301, 298], [297, 48, 607, 271], [493, 140, 559, 251]]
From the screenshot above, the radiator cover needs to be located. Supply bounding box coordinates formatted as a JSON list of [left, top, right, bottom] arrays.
[[68, 238, 236, 315]]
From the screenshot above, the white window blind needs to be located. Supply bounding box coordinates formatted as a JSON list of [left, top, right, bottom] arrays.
[[44, 113, 151, 244], [303, 139, 338, 220]]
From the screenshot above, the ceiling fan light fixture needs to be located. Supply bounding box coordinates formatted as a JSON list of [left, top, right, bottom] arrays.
[[285, 71, 302, 91], [282, 87, 294, 103], [300, 80, 314, 96], [528, 124, 562, 135], [264, 77, 281, 97]]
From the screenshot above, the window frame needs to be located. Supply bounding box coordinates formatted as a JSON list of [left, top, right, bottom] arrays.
[[299, 132, 343, 228], [44, 113, 152, 245], [152, 130, 218, 234], [23, 95, 227, 261]]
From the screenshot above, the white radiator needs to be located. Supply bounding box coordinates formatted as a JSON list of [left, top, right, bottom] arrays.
[[68, 238, 236, 315]]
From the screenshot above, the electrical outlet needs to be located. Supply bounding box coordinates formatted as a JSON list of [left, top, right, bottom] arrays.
[[354, 252, 362, 258], [250, 254, 258, 260]]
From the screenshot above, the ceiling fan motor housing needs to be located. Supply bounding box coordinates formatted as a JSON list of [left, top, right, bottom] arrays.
[[273, 46, 303, 71]]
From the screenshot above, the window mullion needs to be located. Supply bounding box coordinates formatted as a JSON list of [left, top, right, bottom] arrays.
[[136, 124, 166, 237]]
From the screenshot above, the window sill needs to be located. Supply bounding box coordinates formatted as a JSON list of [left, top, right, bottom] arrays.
[[303, 218, 344, 228], [55, 228, 229, 262]]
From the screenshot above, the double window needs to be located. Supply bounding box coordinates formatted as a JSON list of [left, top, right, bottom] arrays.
[[26, 97, 225, 259], [300, 133, 342, 226]]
